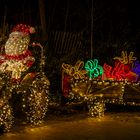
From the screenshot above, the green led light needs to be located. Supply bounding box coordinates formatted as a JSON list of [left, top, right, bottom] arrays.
[[85, 59, 103, 79]]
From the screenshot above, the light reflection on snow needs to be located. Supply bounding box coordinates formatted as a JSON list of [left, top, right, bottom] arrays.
[[1, 112, 140, 140]]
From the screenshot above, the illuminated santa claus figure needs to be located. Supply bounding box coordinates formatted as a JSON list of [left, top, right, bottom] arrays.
[[0, 24, 35, 81]]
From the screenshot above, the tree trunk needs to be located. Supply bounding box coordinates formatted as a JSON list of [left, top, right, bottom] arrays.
[[39, 0, 47, 42]]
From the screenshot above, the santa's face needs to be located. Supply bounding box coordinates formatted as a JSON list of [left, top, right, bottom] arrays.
[[5, 32, 30, 55]]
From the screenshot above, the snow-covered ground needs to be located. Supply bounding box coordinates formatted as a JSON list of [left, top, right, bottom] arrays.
[[1, 111, 140, 140]]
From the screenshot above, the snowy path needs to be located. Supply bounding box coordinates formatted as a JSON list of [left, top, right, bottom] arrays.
[[1, 112, 140, 140]]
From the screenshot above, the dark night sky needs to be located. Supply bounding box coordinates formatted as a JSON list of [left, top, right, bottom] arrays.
[[0, 0, 140, 29], [0, 0, 39, 25], [1, 0, 140, 49], [0, 0, 140, 63], [128, 1, 140, 28]]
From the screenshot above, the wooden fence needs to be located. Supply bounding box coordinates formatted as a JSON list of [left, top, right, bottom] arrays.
[[48, 31, 84, 57]]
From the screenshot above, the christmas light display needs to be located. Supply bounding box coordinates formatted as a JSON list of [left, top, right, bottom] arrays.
[[0, 73, 14, 132], [62, 59, 105, 117], [103, 51, 138, 81], [62, 60, 87, 79], [114, 51, 136, 64], [62, 60, 87, 97], [85, 59, 103, 79], [87, 96, 105, 117], [0, 102, 13, 132], [0, 24, 50, 132], [132, 60, 140, 81], [62, 53, 140, 118], [0, 24, 35, 80], [21, 73, 50, 125], [103, 62, 130, 80]]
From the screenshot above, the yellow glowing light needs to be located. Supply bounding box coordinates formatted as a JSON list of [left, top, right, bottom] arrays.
[[21, 73, 50, 125], [62, 60, 87, 79], [0, 103, 13, 132], [114, 51, 136, 64], [5, 32, 30, 55], [0, 26, 50, 131], [0, 30, 35, 79]]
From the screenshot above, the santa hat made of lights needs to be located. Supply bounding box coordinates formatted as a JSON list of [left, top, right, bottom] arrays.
[[11, 24, 35, 37]]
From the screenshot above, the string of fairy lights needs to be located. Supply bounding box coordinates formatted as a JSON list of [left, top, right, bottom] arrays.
[[0, 103, 13, 132], [0, 73, 14, 132], [1, 23, 140, 133], [0, 24, 50, 132], [22, 73, 50, 125], [62, 51, 140, 117], [67, 78, 140, 117]]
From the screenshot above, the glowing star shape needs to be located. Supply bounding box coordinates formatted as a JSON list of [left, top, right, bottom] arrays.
[[114, 51, 136, 65], [84, 59, 103, 79], [62, 60, 87, 79]]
